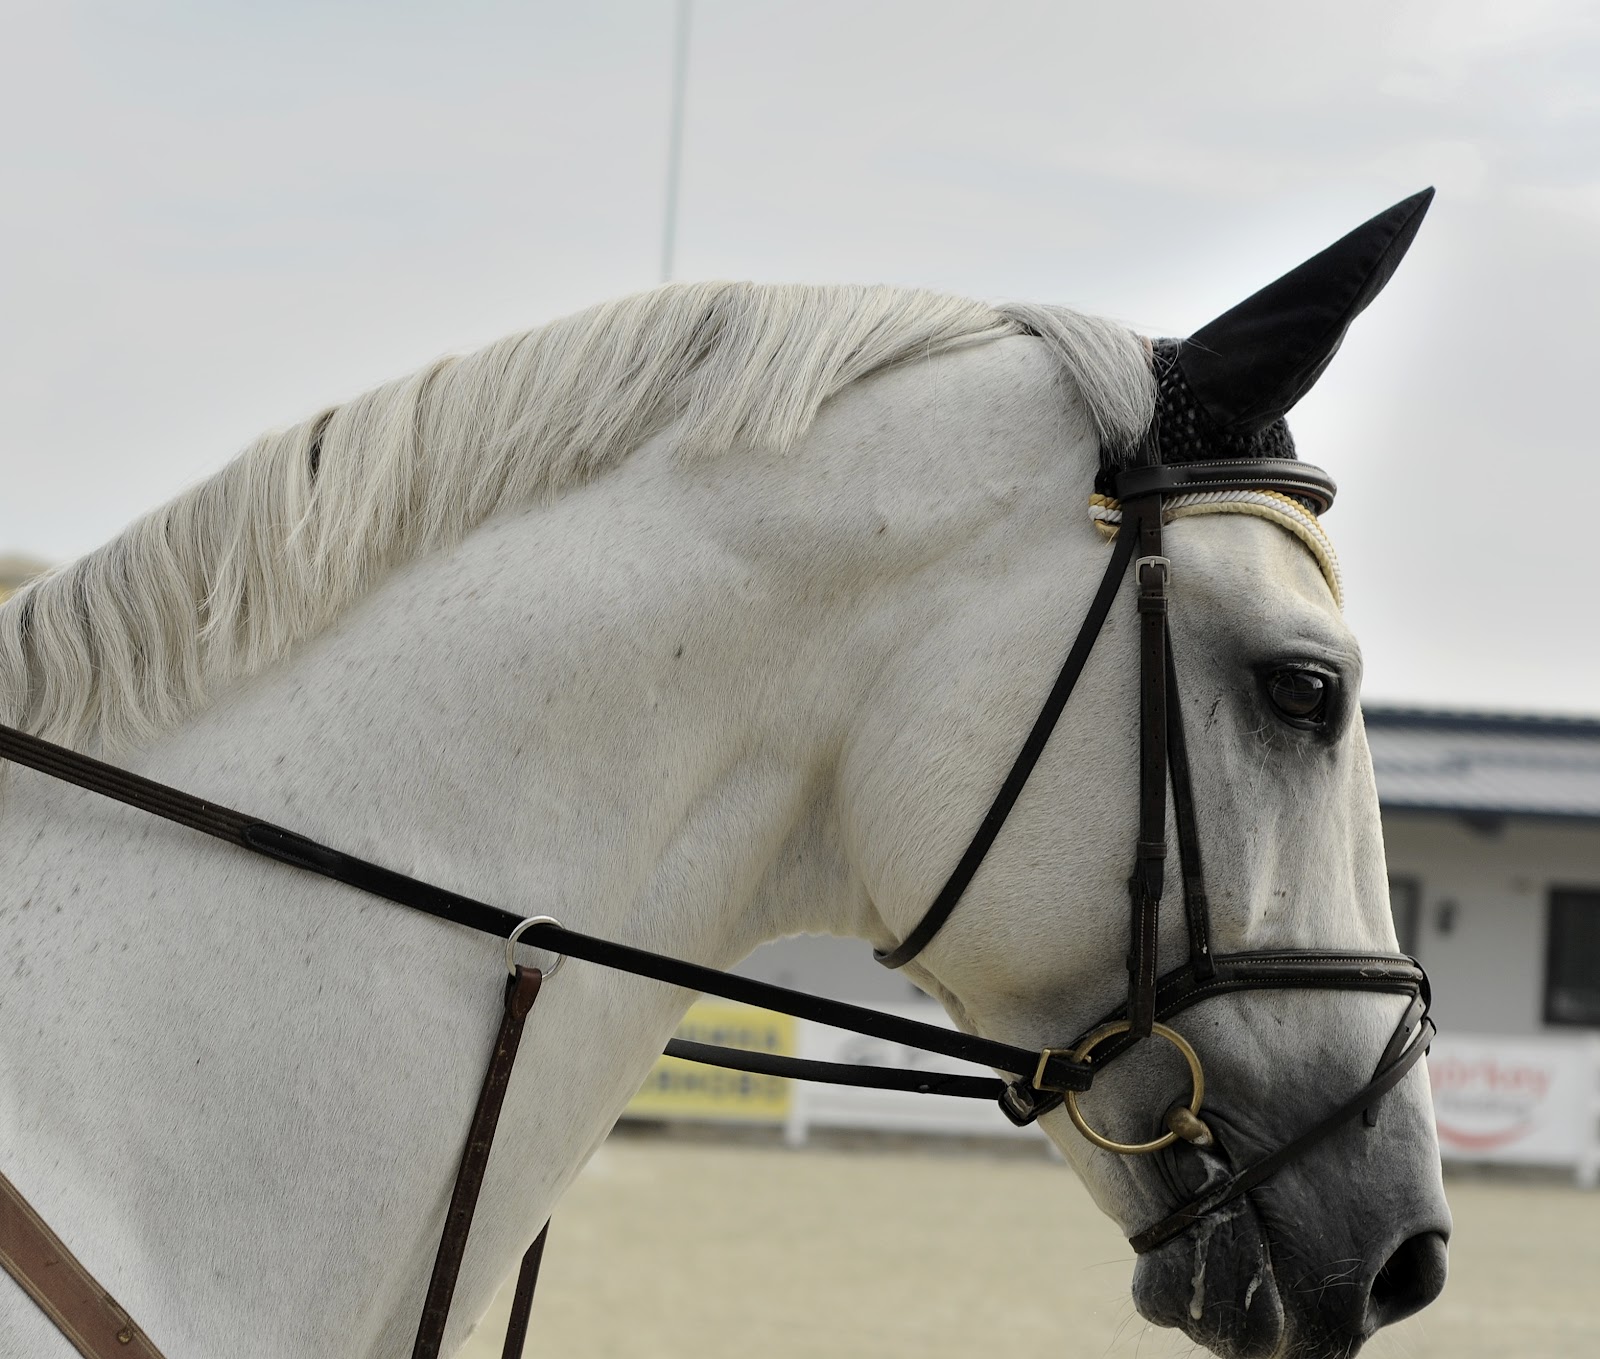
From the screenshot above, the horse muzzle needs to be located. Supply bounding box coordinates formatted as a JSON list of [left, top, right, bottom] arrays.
[[1130, 1102, 1450, 1358]]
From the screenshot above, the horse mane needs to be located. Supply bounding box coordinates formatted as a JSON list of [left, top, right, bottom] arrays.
[[0, 283, 1154, 753]]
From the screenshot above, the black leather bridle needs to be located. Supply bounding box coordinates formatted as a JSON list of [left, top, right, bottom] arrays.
[[875, 453, 1432, 1252]]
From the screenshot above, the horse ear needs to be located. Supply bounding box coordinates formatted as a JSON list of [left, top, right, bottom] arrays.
[[1177, 188, 1434, 436]]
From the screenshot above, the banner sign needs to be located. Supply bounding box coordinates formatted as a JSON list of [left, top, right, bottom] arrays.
[[624, 1002, 795, 1124], [624, 1016, 1599, 1177], [1428, 1032, 1598, 1168]]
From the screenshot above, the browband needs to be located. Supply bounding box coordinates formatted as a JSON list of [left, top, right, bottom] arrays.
[[1112, 459, 1336, 514], [1089, 486, 1343, 609]]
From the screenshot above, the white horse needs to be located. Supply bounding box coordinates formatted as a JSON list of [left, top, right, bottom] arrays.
[[1, 252, 1448, 1354]]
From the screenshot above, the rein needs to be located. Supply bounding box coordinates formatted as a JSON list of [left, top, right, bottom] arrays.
[[0, 721, 1088, 1107]]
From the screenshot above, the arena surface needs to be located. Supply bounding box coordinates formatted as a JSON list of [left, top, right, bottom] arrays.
[[460, 1127, 1595, 1358]]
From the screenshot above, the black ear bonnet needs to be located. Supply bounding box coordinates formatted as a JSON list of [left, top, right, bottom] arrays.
[[1104, 187, 1434, 492]]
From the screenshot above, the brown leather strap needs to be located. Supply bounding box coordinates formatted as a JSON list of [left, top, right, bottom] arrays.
[[499, 1222, 550, 1359], [0, 1169, 168, 1359], [872, 515, 1142, 972], [1126, 494, 1169, 1038], [1164, 636, 1216, 981], [413, 965, 544, 1359]]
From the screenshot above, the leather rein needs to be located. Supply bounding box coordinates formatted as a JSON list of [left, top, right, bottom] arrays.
[[0, 455, 1431, 1357]]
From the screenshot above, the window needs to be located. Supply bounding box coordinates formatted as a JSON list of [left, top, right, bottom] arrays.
[[1388, 875, 1421, 957], [1546, 889, 1600, 1027]]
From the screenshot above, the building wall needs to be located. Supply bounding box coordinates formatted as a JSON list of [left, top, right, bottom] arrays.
[[737, 932, 923, 1007], [1383, 812, 1600, 1037], [738, 811, 1600, 1039]]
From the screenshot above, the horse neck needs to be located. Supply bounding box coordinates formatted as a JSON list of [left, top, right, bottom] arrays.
[[0, 334, 1098, 1357]]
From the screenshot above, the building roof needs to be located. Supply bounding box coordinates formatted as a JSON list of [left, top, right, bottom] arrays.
[[1364, 706, 1600, 822]]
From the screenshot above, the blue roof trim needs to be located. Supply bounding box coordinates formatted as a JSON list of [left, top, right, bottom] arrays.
[[1363, 705, 1600, 741], [1363, 705, 1600, 822], [1378, 801, 1600, 825]]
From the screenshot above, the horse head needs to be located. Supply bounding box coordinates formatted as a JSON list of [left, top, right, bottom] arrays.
[[840, 191, 1446, 1358]]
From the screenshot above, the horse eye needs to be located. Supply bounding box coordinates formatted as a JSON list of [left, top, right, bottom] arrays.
[[1266, 668, 1330, 727]]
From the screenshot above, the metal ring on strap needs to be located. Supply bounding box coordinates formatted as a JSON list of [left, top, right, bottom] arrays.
[[505, 916, 566, 979], [1062, 1021, 1205, 1155]]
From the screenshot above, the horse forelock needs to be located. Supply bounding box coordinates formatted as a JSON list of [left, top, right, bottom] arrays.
[[0, 283, 1155, 755]]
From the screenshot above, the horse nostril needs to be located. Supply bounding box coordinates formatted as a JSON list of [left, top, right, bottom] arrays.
[[1367, 1230, 1448, 1330]]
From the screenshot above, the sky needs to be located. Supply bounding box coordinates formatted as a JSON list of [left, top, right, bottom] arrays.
[[2, 0, 1597, 713]]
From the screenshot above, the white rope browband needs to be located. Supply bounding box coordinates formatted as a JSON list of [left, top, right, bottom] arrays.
[[1089, 488, 1343, 609]]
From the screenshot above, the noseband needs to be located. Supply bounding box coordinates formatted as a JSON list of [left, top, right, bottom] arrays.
[[875, 454, 1432, 1253]]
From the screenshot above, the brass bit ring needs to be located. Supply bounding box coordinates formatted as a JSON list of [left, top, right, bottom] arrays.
[[1063, 1021, 1206, 1155]]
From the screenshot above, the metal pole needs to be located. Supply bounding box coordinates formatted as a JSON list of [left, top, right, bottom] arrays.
[[661, 0, 692, 284]]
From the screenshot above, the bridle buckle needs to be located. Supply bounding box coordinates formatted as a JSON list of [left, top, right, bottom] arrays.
[[1135, 554, 1169, 588], [1032, 1046, 1074, 1093]]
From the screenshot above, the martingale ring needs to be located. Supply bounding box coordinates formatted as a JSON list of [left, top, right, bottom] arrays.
[[1062, 1021, 1206, 1155], [505, 916, 566, 980]]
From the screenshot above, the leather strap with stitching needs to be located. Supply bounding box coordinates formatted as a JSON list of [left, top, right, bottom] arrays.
[[499, 1224, 550, 1359], [1164, 638, 1215, 981], [1126, 493, 1168, 1038], [1111, 459, 1337, 514], [0, 1169, 168, 1359]]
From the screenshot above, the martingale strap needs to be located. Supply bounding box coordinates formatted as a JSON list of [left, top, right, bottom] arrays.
[[413, 965, 544, 1359], [0, 1171, 168, 1359]]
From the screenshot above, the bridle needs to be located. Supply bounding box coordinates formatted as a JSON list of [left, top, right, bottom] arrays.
[[873, 451, 1433, 1252]]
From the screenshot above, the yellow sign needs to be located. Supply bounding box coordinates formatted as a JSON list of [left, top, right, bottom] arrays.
[[624, 1002, 795, 1123]]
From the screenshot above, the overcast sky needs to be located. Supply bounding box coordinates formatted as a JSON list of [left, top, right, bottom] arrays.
[[2, 0, 1597, 712]]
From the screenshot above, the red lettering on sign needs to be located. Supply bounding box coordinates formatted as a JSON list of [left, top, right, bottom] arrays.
[[1429, 1057, 1551, 1100], [1435, 1118, 1535, 1151]]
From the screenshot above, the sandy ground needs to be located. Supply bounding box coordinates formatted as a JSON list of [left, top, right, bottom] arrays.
[[460, 1126, 1597, 1359]]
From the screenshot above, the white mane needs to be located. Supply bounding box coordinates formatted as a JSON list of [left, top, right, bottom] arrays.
[[0, 283, 1153, 753]]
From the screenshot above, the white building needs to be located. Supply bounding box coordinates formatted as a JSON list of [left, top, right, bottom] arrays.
[[1369, 707, 1600, 1038]]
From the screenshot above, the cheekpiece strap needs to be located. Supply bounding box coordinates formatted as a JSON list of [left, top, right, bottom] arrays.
[[1125, 492, 1169, 1040]]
